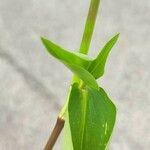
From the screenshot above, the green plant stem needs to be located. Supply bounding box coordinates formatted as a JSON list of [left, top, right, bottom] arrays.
[[44, 1, 101, 149], [60, 0, 100, 119], [80, 0, 100, 54], [73, 0, 101, 89], [59, 0, 100, 120]]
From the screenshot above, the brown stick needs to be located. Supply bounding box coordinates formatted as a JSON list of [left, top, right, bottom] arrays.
[[44, 117, 65, 150]]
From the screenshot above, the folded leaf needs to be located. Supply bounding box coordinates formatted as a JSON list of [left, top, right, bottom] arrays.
[[88, 34, 119, 79], [65, 63, 98, 89], [41, 37, 93, 69], [68, 83, 116, 150]]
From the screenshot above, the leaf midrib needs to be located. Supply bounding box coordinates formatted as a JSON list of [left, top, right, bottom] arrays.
[[80, 89, 88, 150]]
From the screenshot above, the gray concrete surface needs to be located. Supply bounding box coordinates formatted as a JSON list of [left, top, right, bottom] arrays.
[[0, 0, 150, 149]]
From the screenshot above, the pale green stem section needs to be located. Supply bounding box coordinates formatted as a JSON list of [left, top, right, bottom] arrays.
[[80, 0, 100, 54], [59, 0, 100, 119], [59, 85, 72, 119]]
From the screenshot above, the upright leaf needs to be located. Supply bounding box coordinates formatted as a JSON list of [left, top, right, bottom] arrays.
[[41, 37, 93, 69], [68, 83, 116, 150], [88, 34, 119, 79]]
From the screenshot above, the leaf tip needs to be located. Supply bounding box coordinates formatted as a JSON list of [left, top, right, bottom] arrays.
[[40, 36, 47, 44], [115, 33, 120, 40]]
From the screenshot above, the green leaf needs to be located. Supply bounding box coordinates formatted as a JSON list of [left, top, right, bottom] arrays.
[[41, 37, 93, 69], [88, 33, 120, 79], [41, 36, 98, 89], [67, 83, 116, 150], [62, 111, 74, 150], [65, 63, 98, 89]]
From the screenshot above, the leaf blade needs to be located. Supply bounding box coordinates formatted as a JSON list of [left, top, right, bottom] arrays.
[[88, 33, 120, 78], [68, 84, 116, 150], [62, 112, 74, 150], [41, 37, 92, 69]]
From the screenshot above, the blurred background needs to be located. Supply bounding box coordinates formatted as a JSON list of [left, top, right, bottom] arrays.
[[0, 0, 150, 149]]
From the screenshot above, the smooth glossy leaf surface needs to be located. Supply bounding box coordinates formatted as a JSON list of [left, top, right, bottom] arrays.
[[41, 37, 93, 69], [68, 83, 116, 150], [88, 34, 119, 79]]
